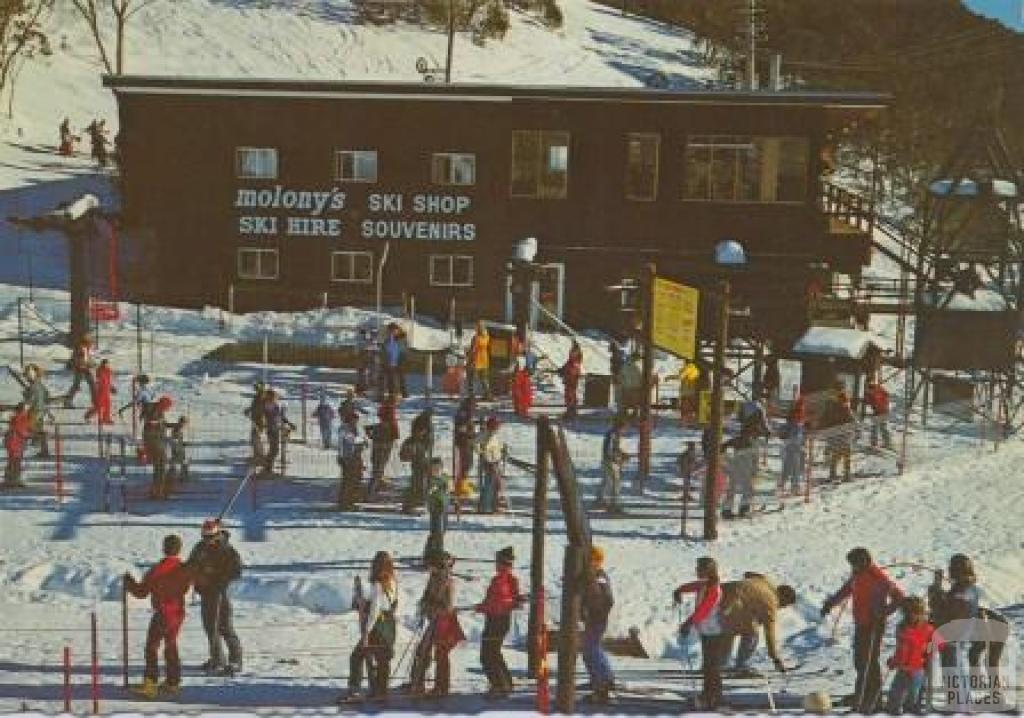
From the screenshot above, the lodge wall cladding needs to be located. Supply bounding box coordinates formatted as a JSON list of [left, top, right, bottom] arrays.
[[117, 86, 835, 315]]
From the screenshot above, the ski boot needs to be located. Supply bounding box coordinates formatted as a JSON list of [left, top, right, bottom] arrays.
[[158, 682, 181, 698], [130, 678, 159, 699]]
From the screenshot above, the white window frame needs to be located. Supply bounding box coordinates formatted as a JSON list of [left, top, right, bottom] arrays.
[[429, 255, 474, 288], [330, 250, 374, 284], [510, 130, 570, 199], [335, 150, 378, 183], [237, 248, 279, 280], [235, 147, 278, 179], [431, 152, 477, 186]]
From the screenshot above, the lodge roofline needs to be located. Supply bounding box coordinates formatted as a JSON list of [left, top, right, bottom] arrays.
[[102, 75, 890, 110]]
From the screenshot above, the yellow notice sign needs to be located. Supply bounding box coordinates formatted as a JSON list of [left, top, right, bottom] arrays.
[[652, 277, 699, 360]]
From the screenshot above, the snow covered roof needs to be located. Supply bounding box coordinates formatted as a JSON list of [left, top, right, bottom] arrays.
[[921, 288, 1010, 312], [928, 178, 1018, 199], [791, 326, 881, 361]]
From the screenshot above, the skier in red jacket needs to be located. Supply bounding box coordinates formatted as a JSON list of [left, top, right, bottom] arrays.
[[3, 403, 32, 487], [125, 534, 194, 698], [85, 359, 115, 424], [475, 546, 525, 698], [821, 547, 905, 712], [673, 556, 726, 709]]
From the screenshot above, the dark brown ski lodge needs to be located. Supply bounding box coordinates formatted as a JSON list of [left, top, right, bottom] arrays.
[[105, 76, 887, 344]]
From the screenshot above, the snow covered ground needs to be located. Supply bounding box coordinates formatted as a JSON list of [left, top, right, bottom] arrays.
[[0, 281, 1021, 713], [0, 0, 1021, 713]]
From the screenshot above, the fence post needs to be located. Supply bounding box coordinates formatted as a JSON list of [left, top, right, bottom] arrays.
[[555, 545, 582, 714], [804, 436, 813, 504], [64, 646, 72, 713], [120, 437, 126, 477], [131, 376, 138, 441], [55, 423, 64, 504], [301, 382, 308, 445], [535, 586, 550, 715], [122, 580, 129, 688], [135, 303, 142, 377], [528, 416, 550, 677], [90, 611, 100, 715], [681, 440, 695, 537], [17, 297, 24, 369]]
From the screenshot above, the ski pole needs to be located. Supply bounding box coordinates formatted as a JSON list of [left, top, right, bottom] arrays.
[[393, 619, 424, 677], [219, 470, 256, 521], [763, 672, 777, 714]]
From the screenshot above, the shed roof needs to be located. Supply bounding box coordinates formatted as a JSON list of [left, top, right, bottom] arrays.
[[792, 326, 881, 361]]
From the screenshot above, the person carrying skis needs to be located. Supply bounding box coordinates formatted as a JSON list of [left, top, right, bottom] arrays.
[[337, 412, 367, 510], [422, 458, 450, 562], [476, 546, 525, 698], [402, 407, 434, 512], [262, 389, 295, 477], [187, 519, 243, 675], [864, 381, 893, 450], [314, 391, 335, 450], [125, 534, 193, 698], [64, 334, 97, 409], [410, 550, 465, 697], [821, 547, 905, 713], [581, 545, 615, 704], [673, 556, 726, 710], [475, 415, 505, 514], [719, 572, 796, 673], [3, 403, 31, 487], [346, 551, 398, 700], [886, 596, 940, 715], [367, 399, 399, 497], [85, 358, 115, 424], [560, 340, 583, 420], [467, 321, 492, 401], [142, 396, 175, 499], [243, 383, 267, 465], [596, 415, 628, 514], [453, 398, 475, 500]]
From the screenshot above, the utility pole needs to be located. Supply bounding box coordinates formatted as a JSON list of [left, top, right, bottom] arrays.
[[445, 0, 455, 84]]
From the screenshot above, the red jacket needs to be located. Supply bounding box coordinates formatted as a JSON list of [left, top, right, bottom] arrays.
[[866, 386, 890, 416], [830, 564, 905, 626], [128, 556, 191, 621], [674, 579, 723, 633], [4, 411, 31, 457], [890, 621, 941, 672], [477, 567, 521, 617], [97, 364, 113, 394]]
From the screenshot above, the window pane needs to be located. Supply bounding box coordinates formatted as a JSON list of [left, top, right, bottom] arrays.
[[430, 256, 449, 285], [684, 144, 711, 199], [451, 155, 475, 185], [453, 257, 473, 286], [777, 138, 809, 201], [261, 251, 278, 278], [736, 143, 761, 201], [431, 155, 448, 184], [239, 250, 260, 277], [540, 132, 569, 198], [355, 152, 378, 182], [237, 148, 277, 179], [710, 147, 737, 200], [354, 253, 373, 281], [626, 134, 659, 200], [511, 132, 540, 197]]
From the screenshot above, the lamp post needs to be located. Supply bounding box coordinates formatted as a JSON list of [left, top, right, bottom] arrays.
[[703, 240, 747, 541]]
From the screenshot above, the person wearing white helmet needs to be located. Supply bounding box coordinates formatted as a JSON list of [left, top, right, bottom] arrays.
[[186, 518, 243, 675]]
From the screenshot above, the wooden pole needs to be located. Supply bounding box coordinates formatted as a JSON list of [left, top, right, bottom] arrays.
[[64, 646, 72, 712], [681, 440, 694, 537], [55, 423, 63, 504], [638, 263, 656, 493], [90, 611, 99, 714], [527, 416, 550, 677], [555, 545, 582, 713], [17, 297, 24, 369], [135, 303, 142, 376], [121, 582, 129, 688], [704, 279, 730, 541], [535, 586, 550, 714]]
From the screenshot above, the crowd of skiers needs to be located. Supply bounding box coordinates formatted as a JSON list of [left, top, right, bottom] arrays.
[[124, 518, 244, 698], [58, 116, 112, 166], [2, 334, 188, 497]]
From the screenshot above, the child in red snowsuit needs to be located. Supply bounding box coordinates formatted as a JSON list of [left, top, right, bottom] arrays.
[[86, 360, 115, 424], [476, 546, 524, 697], [4, 403, 32, 486], [886, 597, 941, 714], [125, 534, 193, 697]]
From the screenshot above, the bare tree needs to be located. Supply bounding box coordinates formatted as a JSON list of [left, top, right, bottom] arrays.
[[0, 0, 52, 118], [70, 0, 161, 75]]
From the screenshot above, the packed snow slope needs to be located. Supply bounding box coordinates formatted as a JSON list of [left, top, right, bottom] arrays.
[[0, 285, 1021, 713]]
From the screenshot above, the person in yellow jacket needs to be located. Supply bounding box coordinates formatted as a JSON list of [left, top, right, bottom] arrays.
[[677, 362, 701, 424], [467, 321, 491, 401], [719, 572, 796, 673]]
